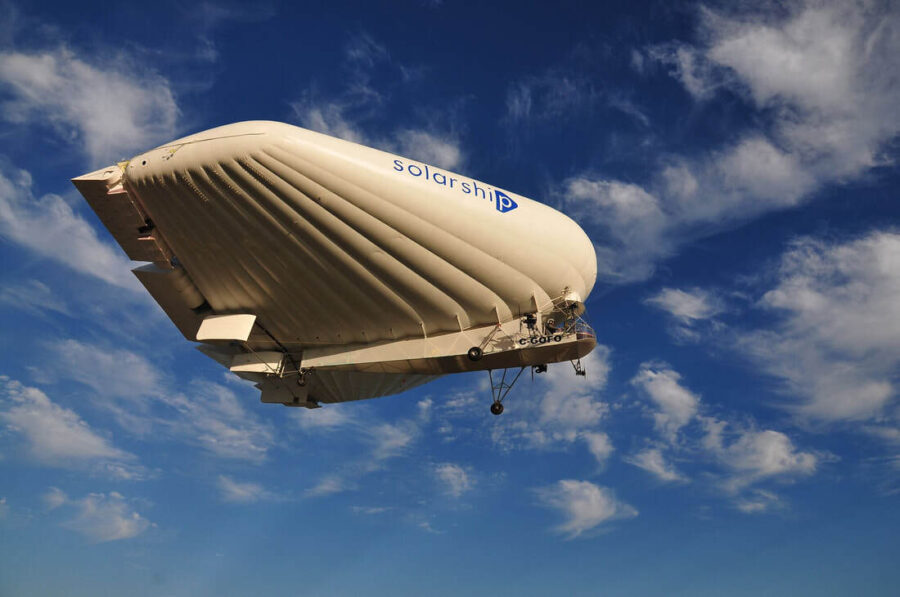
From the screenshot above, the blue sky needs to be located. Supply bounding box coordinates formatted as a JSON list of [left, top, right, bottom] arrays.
[[1, 0, 899, 595]]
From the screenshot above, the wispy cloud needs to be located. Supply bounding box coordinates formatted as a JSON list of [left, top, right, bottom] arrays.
[[0, 376, 147, 479], [624, 447, 686, 483], [0, 47, 178, 166], [45, 339, 276, 462], [303, 399, 431, 497], [0, 164, 140, 290], [291, 32, 464, 170], [0, 279, 70, 317], [535, 480, 637, 539], [217, 475, 281, 504]]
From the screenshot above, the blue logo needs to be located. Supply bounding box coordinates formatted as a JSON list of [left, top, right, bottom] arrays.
[[494, 189, 518, 213]]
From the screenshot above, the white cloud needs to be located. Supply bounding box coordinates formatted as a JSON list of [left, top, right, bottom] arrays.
[[351, 505, 391, 515], [164, 382, 275, 463], [368, 421, 418, 462], [0, 47, 178, 165], [394, 129, 462, 170], [0, 376, 144, 478], [581, 431, 614, 466], [0, 164, 139, 290], [734, 489, 784, 514], [702, 425, 818, 492], [293, 101, 367, 145], [292, 404, 354, 431], [624, 447, 686, 483], [46, 488, 152, 543], [535, 480, 637, 539], [0, 279, 70, 317], [626, 363, 820, 507], [48, 339, 162, 400], [45, 338, 276, 462], [304, 403, 428, 497], [631, 363, 700, 442], [217, 475, 279, 504], [564, 179, 670, 283], [42, 487, 68, 510], [566, 1, 900, 283], [434, 462, 472, 498], [491, 347, 613, 451], [305, 475, 350, 498], [738, 231, 900, 421], [645, 287, 723, 323]]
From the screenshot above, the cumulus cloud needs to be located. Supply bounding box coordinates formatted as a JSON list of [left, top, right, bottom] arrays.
[[0, 164, 139, 290], [645, 287, 726, 340], [535, 480, 637, 539], [736, 231, 900, 422], [631, 363, 700, 442], [0, 47, 178, 165], [627, 363, 819, 510], [0, 376, 145, 479], [564, 1, 900, 282], [434, 462, 473, 498], [44, 488, 152, 543], [701, 422, 818, 492]]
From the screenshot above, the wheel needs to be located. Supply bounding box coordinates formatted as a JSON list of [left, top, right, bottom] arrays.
[[490, 402, 504, 415], [467, 346, 483, 361]]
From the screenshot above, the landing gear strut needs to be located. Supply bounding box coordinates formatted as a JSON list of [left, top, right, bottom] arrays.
[[487, 367, 525, 415]]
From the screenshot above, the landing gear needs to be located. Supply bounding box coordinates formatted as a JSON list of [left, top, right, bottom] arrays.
[[572, 358, 586, 376], [467, 346, 483, 361], [486, 367, 525, 415]]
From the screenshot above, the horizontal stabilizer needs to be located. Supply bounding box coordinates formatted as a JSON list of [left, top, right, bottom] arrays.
[[196, 314, 257, 342]]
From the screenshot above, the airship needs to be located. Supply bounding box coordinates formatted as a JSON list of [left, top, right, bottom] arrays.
[[72, 121, 597, 414]]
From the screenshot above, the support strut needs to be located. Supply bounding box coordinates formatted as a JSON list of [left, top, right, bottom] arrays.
[[488, 367, 526, 415]]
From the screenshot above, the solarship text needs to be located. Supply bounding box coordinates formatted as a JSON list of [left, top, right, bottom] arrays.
[[392, 159, 518, 213]]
